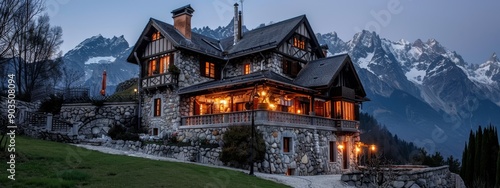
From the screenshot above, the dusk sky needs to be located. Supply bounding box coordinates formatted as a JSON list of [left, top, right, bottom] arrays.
[[45, 0, 500, 64]]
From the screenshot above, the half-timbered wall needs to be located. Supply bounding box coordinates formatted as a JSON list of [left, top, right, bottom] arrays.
[[277, 23, 318, 62], [143, 38, 175, 58]]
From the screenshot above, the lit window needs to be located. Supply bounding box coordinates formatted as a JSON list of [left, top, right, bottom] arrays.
[[283, 137, 291, 153], [293, 35, 306, 49], [152, 31, 161, 41], [147, 55, 172, 76], [154, 98, 161, 116], [333, 101, 355, 120], [204, 62, 215, 78], [159, 56, 169, 74], [243, 63, 251, 75]]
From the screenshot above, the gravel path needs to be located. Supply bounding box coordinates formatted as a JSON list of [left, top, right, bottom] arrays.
[[74, 144, 353, 188]]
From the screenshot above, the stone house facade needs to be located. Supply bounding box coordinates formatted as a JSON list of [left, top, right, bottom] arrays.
[[127, 4, 368, 175]]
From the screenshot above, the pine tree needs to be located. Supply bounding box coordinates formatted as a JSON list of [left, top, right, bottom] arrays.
[[496, 150, 500, 187]]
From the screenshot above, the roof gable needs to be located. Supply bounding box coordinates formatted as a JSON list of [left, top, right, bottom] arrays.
[[294, 54, 366, 97]]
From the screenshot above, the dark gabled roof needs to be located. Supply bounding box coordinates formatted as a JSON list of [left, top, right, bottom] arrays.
[[127, 18, 224, 63], [152, 18, 223, 57], [294, 54, 349, 88], [220, 15, 306, 57], [178, 70, 315, 95], [127, 12, 324, 63], [294, 53, 367, 98]]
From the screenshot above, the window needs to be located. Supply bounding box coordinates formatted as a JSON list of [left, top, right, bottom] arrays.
[[152, 128, 159, 136], [282, 58, 301, 78], [154, 98, 161, 116], [333, 101, 355, 120], [147, 55, 172, 76], [152, 31, 161, 41], [148, 59, 157, 76], [329, 141, 336, 162], [203, 62, 216, 78], [283, 137, 291, 153], [243, 63, 251, 75], [293, 35, 306, 49]]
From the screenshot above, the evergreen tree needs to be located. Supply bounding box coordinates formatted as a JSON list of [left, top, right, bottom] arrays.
[[496, 150, 500, 187], [460, 125, 499, 187]]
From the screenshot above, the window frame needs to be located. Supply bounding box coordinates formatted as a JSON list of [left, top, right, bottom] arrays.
[[243, 63, 251, 75], [201, 61, 217, 79], [283, 137, 291, 153], [293, 35, 307, 50], [152, 31, 161, 41], [153, 98, 161, 117], [147, 55, 172, 76], [329, 141, 337, 162]]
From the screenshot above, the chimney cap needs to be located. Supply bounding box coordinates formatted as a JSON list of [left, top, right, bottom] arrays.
[[171, 4, 195, 16], [234, 3, 239, 6]]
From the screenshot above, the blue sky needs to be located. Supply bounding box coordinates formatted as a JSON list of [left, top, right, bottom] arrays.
[[45, 0, 500, 64]]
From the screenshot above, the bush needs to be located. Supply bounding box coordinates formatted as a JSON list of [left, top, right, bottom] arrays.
[[38, 95, 63, 114], [220, 126, 265, 167]]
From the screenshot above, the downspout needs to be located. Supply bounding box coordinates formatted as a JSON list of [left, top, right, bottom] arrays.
[[133, 52, 142, 131], [221, 57, 230, 79], [259, 52, 265, 71]]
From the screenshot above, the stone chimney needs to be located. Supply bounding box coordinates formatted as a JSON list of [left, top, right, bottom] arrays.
[[171, 5, 195, 40], [233, 3, 239, 44]]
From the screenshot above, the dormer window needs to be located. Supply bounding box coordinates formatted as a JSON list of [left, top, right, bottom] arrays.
[[293, 35, 306, 49], [152, 31, 161, 41], [205, 62, 215, 78]]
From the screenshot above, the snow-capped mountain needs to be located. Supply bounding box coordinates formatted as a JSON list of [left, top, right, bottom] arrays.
[[62, 35, 138, 96], [318, 30, 500, 157]]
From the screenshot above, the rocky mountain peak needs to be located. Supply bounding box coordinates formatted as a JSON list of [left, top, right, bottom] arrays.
[[488, 52, 498, 63]]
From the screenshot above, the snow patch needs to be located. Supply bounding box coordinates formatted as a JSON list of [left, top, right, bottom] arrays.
[[85, 56, 116, 65], [358, 52, 375, 74], [405, 67, 426, 85]]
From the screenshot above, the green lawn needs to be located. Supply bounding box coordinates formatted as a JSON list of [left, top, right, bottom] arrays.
[[0, 136, 289, 188]]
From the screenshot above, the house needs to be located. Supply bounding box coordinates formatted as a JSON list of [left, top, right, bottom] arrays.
[[127, 4, 368, 175]]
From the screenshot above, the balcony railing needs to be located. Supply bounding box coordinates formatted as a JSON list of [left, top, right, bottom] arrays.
[[142, 73, 178, 89], [181, 110, 359, 132]]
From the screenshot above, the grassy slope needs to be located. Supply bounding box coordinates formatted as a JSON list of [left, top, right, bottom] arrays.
[[0, 137, 288, 188]]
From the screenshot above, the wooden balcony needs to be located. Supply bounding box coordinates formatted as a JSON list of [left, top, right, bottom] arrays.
[[181, 110, 359, 132], [142, 73, 178, 89]]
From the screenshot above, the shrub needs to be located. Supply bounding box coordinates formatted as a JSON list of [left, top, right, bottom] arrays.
[[38, 95, 63, 114], [220, 126, 265, 167]]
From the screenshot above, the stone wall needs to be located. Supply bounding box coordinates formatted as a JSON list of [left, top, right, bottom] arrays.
[[59, 102, 137, 137], [341, 166, 459, 188], [175, 125, 353, 175], [89, 139, 223, 166]]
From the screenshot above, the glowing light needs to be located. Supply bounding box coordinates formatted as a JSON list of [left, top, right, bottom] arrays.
[[220, 100, 227, 105], [355, 147, 360, 153], [371, 145, 376, 151], [338, 144, 344, 150], [261, 91, 266, 96], [297, 110, 301, 114], [269, 104, 276, 109], [133, 88, 137, 93]]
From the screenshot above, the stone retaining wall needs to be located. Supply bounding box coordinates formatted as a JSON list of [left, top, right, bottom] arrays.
[[59, 102, 138, 137], [87, 139, 223, 166], [341, 166, 460, 188]]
